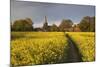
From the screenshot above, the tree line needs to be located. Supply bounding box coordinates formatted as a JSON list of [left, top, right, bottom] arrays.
[[11, 16, 95, 32]]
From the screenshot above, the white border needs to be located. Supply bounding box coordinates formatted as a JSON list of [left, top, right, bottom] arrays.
[[0, 0, 10, 67]]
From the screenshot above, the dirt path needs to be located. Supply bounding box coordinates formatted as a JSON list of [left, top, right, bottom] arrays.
[[65, 34, 82, 62]]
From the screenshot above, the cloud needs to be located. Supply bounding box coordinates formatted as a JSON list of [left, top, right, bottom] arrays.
[[11, 0, 95, 26]]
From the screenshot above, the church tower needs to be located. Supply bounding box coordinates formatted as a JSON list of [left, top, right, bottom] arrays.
[[43, 16, 48, 31]]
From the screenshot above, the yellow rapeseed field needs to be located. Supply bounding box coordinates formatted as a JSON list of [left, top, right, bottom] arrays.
[[67, 32, 95, 62], [11, 32, 69, 66], [11, 32, 95, 66]]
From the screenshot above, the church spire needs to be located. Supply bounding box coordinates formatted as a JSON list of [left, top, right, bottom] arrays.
[[43, 16, 48, 31], [45, 16, 47, 23]]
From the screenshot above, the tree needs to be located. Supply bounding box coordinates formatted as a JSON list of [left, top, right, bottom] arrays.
[[59, 19, 73, 32], [90, 16, 95, 32], [50, 24, 59, 31], [25, 18, 33, 25], [11, 21, 13, 31], [73, 24, 81, 32], [12, 18, 33, 31], [79, 16, 95, 32]]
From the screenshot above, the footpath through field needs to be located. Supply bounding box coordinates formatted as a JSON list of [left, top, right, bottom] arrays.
[[64, 33, 82, 62]]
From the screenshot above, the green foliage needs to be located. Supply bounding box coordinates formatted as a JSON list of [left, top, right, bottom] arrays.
[[72, 24, 81, 32], [90, 17, 95, 32], [12, 18, 33, 31], [50, 24, 59, 31], [59, 19, 73, 32], [79, 16, 95, 32], [11, 16, 95, 32]]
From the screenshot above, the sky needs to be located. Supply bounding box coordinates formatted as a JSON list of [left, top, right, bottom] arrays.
[[11, 0, 95, 28]]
